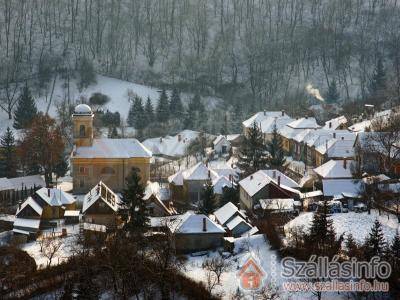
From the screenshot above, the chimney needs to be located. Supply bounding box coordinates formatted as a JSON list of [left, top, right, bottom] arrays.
[[329, 122, 332, 128], [325, 140, 328, 151], [250, 175, 253, 180], [341, 136, 344, 140], [203, 217, 207, 232], [178, 134, 182, 142], [333, 132, 336, 139], [18, 201, 22, 210], [159, 137, 163, 143], [277, 176, 281, 186], [208, 170, 211, 178], [272, 170, 276, 178], [263, 110, 266, 116], [305, 116, 308, 119], [229, 174, 233, 181], [47, 188, 50, 197], [281, 110, 285, 116], [343, 158, 347, 169]]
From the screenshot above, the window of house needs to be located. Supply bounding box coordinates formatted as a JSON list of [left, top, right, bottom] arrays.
[[79, 125, 86, 137], [101, 166, 116, 175]]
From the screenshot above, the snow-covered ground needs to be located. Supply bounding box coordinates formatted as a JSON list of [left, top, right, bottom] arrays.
[[284, 209, 399, 244], [20, 223, 81, 269]]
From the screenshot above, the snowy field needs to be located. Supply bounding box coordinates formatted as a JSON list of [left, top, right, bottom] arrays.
[[284, 209, 399, 244]]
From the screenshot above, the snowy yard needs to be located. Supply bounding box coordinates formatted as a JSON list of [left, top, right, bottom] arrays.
[[284, 209, 400, 244], [20, 224, 81, 269]]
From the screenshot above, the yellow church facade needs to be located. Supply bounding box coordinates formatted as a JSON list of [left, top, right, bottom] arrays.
[[71, 104, 152, 194]]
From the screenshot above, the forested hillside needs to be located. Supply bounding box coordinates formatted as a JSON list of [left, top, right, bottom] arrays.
[[1, 0, 400, 120]]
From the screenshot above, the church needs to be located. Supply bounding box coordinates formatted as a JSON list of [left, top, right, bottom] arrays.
[[70, 104, 152, 193]]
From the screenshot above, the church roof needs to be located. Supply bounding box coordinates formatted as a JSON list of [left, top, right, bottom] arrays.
[[74, 104, 92, 115], [73, 138, 152, 159]]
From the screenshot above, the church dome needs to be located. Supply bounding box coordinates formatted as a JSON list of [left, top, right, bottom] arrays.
[[74, 104, 92, 115]]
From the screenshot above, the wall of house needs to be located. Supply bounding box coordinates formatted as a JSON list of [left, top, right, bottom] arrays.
[[183, 180, 207, 203], [174, 233, 224, 253], [41, 205, 63, 219], [231, 222, 252, 237], [72, 157, 150, 193], [83, 199, 118, 227], [169, 184, 184, 204], [214, 140, 231, 154]]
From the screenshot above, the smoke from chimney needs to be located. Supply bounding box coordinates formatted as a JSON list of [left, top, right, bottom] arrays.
[[306, 84, 324, 102]]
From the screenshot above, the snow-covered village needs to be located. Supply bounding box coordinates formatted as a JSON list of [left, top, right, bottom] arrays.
[[1, 1, 400, 299]]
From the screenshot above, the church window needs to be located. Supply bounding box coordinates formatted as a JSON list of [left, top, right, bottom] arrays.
[[79, 125, 86, 137]]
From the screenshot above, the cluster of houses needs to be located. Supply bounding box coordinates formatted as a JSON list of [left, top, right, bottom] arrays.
[[5, 103, 400, 254]]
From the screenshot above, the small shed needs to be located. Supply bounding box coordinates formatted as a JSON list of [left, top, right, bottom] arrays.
[[64, 210, 80, 224]]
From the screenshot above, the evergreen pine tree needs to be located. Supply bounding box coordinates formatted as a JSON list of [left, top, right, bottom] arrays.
[[237, 122, 268, 177], [369, 57, 387, 101], [364, 219, 387, 259], [220, 185, 239, 207], [306, 201, 337, 256], [78, 57, 96, 90], [157, 89, 170, 123], [389, 233, 400, 271], [0, 127, 17, 178], [345, 233, 359, 258], [326, 79, 340, 104], [133, 96, 146, 130], [200, 180, 217, 215], [169, 88, 184, 118], [267, 123, 286, 169], [184, 99, 196, 129], [13, 86, 38, 129], [120, 167, 149, 234], [54, 157, 68, 180], [127, 102, 135, 127], [144, 96, 154, 123]]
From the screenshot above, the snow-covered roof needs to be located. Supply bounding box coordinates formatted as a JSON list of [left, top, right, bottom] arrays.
[[16, 197, 43, 216], [8, 175, 45, 191], [314, 159, 354, 179], [226, 215, 251, 231], [142, 130, 200, 157], [35, 187, 76, 206], [212, 176, 233, 194], [239, 169, 299, 197], [74, 104, 92, 115], [64, 210, 80, 217], [323, 116, 347, 130], [260, 116, 294, 134], [144, 181, 170, 202], [13, 218, 41, 230], [0, 178, 14, 191], [349, 120, 372, 132], [74, 138, 152, 159], [168, 212, 225, 234], [82, 182, 121, 213], [242, 111, 288, 128], [213, 135, 228, 146], [259, 198, 295, 211], [287, 117, 321, 129], [300, 190, 323, 199], [293, 129, 313, 143], [226, 134, 241, 141], [214, 202, 245, 226], [182, 162, 219, 181], [322, 179, 363, 197], [168, 170, 184, 185]]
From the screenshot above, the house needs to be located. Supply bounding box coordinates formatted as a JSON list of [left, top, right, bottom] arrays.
[[168, 162, 239, 206], [226, 216, 252, 237], [322, 179, 364, 198], [313, 159, 355, 180], [143, 182, 176, 216], [259, 198, 297, 213], [260, 115, 294, 142], [214, 202, 246, 226], [166, 212, 225, 253], [242, 110, 289, 136], [212, 134, 241, 155], [82, 181, 121, 229], [323, 116, 348, 130], [13, 187, 77, 237], [71, 104, 152, 193], [142, 130, 203, 159], [239, 170, 301, 211]]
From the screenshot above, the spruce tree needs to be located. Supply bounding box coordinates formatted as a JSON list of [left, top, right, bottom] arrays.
[[0, 127, 17, 178], [133, 96, 146, 130], [267, 123, 286, 169], [220, 186, 239, 207], [237, 122, 268, 177], [326, 79, 340, 104], [120, 167, 149, 234], [200, 180, 217, 215], [144, 96, 154, 123], [389, 233, 400, 270], [364, 219, 387, 259], [306, 201, 336, 256], [169, 88, 184, 118], [78, 57, 96, 90], [127, 102, 135, 127], [13, 86, 38, 129], [345, 233, 359, 258], [156, 89, 170, 123]]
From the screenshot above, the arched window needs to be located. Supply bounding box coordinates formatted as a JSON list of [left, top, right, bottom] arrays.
[[79, 125, 86, 137], [101, 167, 116, 175]]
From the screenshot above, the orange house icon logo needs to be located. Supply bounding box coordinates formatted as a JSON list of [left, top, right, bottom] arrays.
[[237, 257, 266, 290]]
